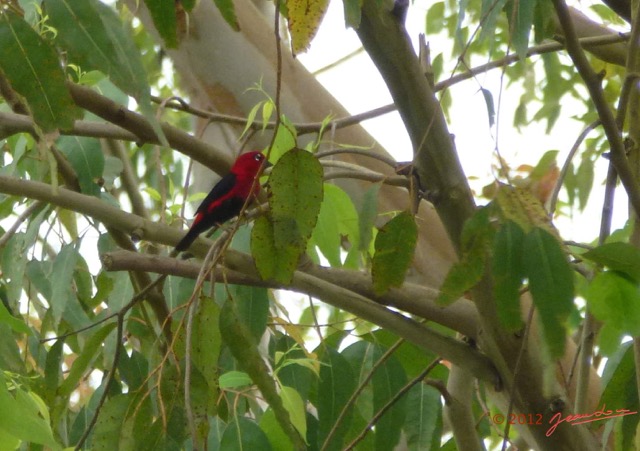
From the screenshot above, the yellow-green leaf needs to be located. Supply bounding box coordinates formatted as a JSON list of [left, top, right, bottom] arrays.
[[286, 0, 329, 54]]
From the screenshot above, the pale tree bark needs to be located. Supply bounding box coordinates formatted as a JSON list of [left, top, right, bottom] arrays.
[[126, 0, 458, 288]]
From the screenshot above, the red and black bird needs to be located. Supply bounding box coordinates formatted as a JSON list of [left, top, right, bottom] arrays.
[[175, 151, 269, 252]]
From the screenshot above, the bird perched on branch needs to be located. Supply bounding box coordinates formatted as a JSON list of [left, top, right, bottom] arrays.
[[175, 151, 269, 252]]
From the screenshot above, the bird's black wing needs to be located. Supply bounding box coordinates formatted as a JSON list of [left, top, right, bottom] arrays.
[[194, 172, 237, 216]]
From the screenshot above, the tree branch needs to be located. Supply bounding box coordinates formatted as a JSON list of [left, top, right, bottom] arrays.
[[101, 253, 497, 385], [552, 0, 640, 217], [355, 0, 475, 252]]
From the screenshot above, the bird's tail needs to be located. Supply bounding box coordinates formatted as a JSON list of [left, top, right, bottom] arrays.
[[174, 228, 199, 253]]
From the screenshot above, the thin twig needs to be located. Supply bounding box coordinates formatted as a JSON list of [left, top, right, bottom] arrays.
[[0, 200, 45, 248], [549, 120, 601, 215], [552, 0, 640, 217], [321, 338, 406, 451], [344, 357, 444, 450], [316, 147, 398, 168], [501, 302, 535, 450], [74, 308, 125, 450]]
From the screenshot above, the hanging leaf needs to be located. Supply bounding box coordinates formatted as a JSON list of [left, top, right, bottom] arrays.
[[317, 347, 356, 450], [492, 220, 525, 330], [230, 284, 269, 343], [372, 211, 418, 295], [0, 10, 80, 131], [58, 322, 117, 397], [142, 0, 178, 47], [523, 227, 574, 358], [436, 241, 485, 305], [286, 0, 330, 54], [480, 88, 495, 127], [312, 184, 359, 267], [342, 341, 407, 450], [57, 136, 104, 196], [438, 206, 492, 305], [405, 384, 442, 450], [252, 149, 323, 284], [213, 0, 241, 31], [505, 0, 536, 60], [50, 244, 80, 326], [479, 0, 507, 43]]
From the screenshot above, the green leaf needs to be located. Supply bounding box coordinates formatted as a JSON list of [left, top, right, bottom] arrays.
[[505, 0, 536, 60], [220, 416, 272, 451], [220, 299, 303, 447], [231, 285, 269, 343], [426, 2, 445, 34], [598, 344, 639, 450], [317, 347, 355, 450], [252, 149, 323, 284], [438, 208, 492, 305], [260, 408, 295, 451], [0, 371, 59, 449], [191, 297, 222, 390], [312, 184, 359, 267], [118, 350, 148, 392], [270, 149, 323, 240], [533, 0, 555, 43], [58, 136, 105, 196], [576, 154, 594, 211], [523, 227, 574, 358], [372, 211, 418, 295], [50, 243, 80, 326], [45, 0, 167, 145], [479, 0, 507, 43], [46, 0, 148, 104], [343, 341, 407, 450], [1, 234, 27, 306], [213, 0, 241, 31], [142, 0, 178, 47], [0, 299, 30, 335], [59, 322, 117, 397], [480, 88, 495, 128], [582, 242, 640, 282], [252, 215, 301, 283], [586, 271, 640, 355], [405, 384, 442, 451], [219, 370, 253, 389], [280, 386, 307, 441], [343, 0, 362, 28], [0, 10, 80, 131], [358, 183, 380, 254], [492, 220, 525, 330], [92, 394, 135, 451]]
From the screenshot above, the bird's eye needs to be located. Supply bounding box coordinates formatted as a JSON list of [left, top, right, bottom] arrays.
[[255, 154, 264, 161]]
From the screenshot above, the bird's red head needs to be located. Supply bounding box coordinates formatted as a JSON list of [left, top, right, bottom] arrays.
[[231, 151, 269, 177]]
